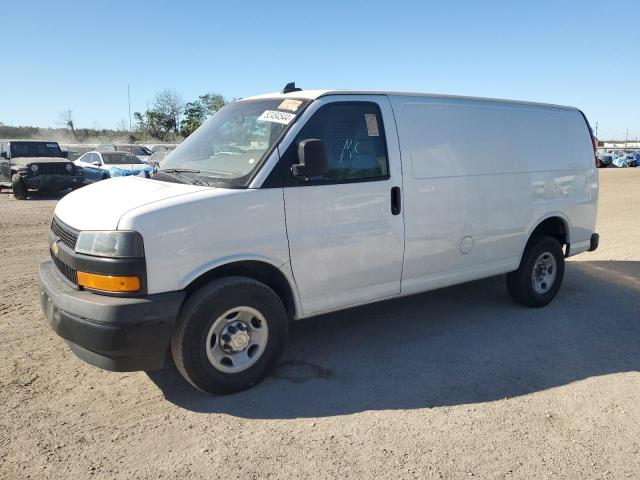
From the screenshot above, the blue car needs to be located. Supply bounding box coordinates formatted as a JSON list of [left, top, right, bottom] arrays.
[[75, 151, 153, 183]]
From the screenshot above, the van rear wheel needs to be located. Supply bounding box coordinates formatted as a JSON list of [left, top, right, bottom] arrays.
[[171, 276, 288, 394], [507, 234, 564, 307]]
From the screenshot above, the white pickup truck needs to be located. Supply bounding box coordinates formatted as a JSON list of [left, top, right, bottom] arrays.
[[39, 84, 599, 394]]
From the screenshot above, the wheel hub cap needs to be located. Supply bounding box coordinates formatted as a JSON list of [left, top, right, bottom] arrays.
[[532, 252, 557, 294], [220, 321, 251, 353], [205, 306, 269, 373]]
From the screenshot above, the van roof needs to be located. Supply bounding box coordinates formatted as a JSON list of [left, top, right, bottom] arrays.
[[243, 89, 578, 111]]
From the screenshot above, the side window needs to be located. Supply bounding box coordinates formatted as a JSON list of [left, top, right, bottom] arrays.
[[290, 102, 389, 183]]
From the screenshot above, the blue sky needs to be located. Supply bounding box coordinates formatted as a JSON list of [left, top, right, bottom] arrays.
[[1, 0, 638, 139]]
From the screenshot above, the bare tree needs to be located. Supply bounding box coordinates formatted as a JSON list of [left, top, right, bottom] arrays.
[[117, 118, 129, 133], [58, 110, 77, 140]]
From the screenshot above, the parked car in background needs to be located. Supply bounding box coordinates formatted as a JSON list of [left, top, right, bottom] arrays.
[[148, 150, 171, 165], [75, 151, 153, 182], [115, 144, 153, 163], [96, 144, 117, 152], [74, 152, 110, 183], [146, 144, 178, 167], [630, 152, 640, 167], [96, 144, 153, 163], [147, 144, 178, 153], [0, 140, 84, 199], [597, 153, 615, 168], [612, 154, 630, 168], [60, 144, 96, 161], [611, 152, 638, 168]]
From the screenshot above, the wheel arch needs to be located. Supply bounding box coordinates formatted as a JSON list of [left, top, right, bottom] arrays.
[[521, 213, 572, 260], [183, 259, 300, 319]]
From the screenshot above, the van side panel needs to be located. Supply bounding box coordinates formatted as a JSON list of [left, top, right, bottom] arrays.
[[390, 96, 598, 295]]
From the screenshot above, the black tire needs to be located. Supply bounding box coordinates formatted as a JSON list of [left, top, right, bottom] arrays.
[[171, 276, 289, 394], [11, 174, 27, 200], [507, 234, 565, 307]]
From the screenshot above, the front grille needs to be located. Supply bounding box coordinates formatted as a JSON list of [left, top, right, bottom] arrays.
[[51, 216, 79, 249], [51, 251, 78, 284], [36, 163, 71, 176]]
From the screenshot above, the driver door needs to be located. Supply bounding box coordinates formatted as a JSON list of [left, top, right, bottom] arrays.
[[281, 97, 405, 316]]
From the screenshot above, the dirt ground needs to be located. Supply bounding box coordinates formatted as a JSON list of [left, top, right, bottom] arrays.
[[1, 169, 639, 479]]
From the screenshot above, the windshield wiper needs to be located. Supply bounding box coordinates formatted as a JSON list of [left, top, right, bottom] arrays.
[[158, 168, 201, 174], [156, 168, 207, 186]]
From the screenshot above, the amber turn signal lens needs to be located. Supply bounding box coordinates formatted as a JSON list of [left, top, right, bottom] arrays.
[[77, 272, 141, 293]]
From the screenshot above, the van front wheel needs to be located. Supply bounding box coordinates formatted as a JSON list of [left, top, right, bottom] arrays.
[[507, 235, 564, 307], [171, 276, 289, 394]]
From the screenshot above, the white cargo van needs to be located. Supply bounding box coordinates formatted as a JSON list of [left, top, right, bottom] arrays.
[[40, 84, 599, 394]]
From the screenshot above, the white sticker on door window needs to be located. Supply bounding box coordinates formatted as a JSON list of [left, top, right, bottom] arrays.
[[46, 143, 58, 147], [258, 110, 296, 125], [365, 114, 380, 136], [278, 99, 303, 112]]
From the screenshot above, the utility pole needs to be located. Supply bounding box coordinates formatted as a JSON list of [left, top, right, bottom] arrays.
[[127, 84, 132, 133], [625, 129, 628, 150]]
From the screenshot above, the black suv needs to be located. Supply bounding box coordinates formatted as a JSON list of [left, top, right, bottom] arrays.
[[0, 140, 85, 199]]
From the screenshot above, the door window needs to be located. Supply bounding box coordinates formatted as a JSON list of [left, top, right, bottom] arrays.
[[286, 102, 389, 184]]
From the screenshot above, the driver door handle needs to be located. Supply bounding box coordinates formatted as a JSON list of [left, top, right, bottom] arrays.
[[391, 186, 401, 215]]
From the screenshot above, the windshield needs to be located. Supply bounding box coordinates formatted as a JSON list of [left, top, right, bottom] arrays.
[[102, 153, 142, 165], [160, 98, 309, 186], [11, 141, 63, 158]]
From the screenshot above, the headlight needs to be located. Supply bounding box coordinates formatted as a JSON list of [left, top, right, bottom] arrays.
[[30, 164, 39, 172], [75, 231, 144, 258], [65, 163, 73, 172]]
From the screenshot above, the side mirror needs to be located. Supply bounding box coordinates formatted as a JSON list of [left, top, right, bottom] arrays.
[[0, 152, 7, 159], [91, 161, 100, 166], [61, 151, 69, 158], [292, 139, 328, 179]]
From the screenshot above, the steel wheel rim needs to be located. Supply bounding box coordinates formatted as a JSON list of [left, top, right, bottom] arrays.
[[205, 306, 269, 373], [532, 252, 557, 294]]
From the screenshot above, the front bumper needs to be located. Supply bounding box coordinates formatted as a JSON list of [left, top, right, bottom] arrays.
[[39, 260, 185, 371], [25, 174, 85, 190]]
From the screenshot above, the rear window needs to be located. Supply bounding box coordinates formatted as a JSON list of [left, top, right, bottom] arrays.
[[10, 142, 63, 158]]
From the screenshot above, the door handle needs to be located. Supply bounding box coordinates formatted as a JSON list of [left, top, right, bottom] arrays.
[[391, 186, 401, 215]]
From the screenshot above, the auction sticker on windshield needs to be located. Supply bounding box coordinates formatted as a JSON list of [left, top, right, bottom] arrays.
[[258, 110, 296, 125], [278, 99, 303, 112]]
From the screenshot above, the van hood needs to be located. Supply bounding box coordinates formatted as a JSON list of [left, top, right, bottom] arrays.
[[54, 176, 210, 230]]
